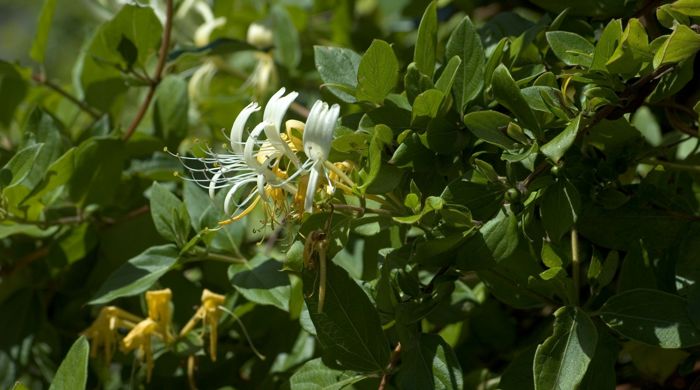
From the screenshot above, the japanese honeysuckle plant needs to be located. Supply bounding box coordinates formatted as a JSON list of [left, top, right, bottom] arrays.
[[4, 0, 700, 389]]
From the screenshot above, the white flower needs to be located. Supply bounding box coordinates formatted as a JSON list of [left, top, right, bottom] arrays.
[[192, 1, 226, 47], [302, 100, 340, 212], [246, 23, 274, 49], [177, 88, 301, 223]]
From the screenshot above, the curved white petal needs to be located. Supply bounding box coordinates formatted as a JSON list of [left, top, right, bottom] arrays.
[[304, 163, 322, 213], [257, 174, 268, 202], [223, 178, 257, 214], [303, 100, 339, 162], [244, 122, 268, 171], [230, 102, 260, 154]]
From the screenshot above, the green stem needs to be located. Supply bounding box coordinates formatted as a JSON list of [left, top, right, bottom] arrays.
[[571, 228, 580, 306], [641, 158, 700, 173]]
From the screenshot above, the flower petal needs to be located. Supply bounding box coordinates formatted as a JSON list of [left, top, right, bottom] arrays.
[[230, 102, 260, 154]]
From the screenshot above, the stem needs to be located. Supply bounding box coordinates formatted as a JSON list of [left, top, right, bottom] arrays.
[[324, 160, 354, 187], [203, 252, 246, 264], [331, 203, 392, 216], [290, 101, 310, 119], [32, 74, 102, 119], [571, 228, 580, 306], [641, 158, 700, 173], [217, 305, 266, 360], [122, 0, 174, 141], [317, 244, 327, 314], [378, 343, 402, 390]]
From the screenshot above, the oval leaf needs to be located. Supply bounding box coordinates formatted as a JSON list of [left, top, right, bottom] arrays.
[[600, 288, 700, 348]]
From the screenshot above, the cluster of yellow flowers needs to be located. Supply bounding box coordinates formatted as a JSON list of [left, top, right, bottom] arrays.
[[82, 288, 225, 381]]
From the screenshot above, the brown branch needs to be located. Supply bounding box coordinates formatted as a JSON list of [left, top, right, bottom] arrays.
[[122, 0, 174, 141], [290, 101, 310, 119], [378, 343, 402, 390], [32, 73, 101, 119], [0, 247, 50, 277]]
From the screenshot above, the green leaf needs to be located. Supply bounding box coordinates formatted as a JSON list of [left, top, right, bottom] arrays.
[[441, 179, 503, 221], [540, 179, 581, 242], [12, 382, 30, 390], [356, 39, 399, 104], [481, 210, 519, 262], [272, 5, 301, 69], [303, 261, 389, 372], [653, 25, 700, 68], [90, 244, 179, 304], [153, 75, 189, 149], [546, 31, 595, 67], [591, 19, 623, 71], [0, 144, 43, 189], [670, 0, 700, 16], [445, 16, 484, 113], [314, 46, 361, 103], [434, 56, 461, 96], [289, 358, 367, 390], [534, 307, 598, 390], [229, 256, 291, 311], [405, 62, 435, 103], [29, 0, 57, 63], [361, 124, 393, 190], [580, 326, 619, 390], [492, 64, 540, 134], [150, 182, 190, 246], [80, 4, 162, 111], [541, 115, 581, 163], [69, 137, 125, 206], [398, 333, 463, 390], [0, 61, 28, 126], [600, 289, 700, 348], [21, 147, 75, 208], [49, 336, 89, 390], [463, 110, 517, 150], [414, 1, 437, 76], [412, 89, 444, 125], [606, 18, 649, 75]]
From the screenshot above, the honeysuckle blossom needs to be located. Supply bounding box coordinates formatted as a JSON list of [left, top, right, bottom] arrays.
[[177, 88, 301, 224], [244, 22, 277, 96], [246, 22, 274, 49], [302, 100, 340, 212], [82, 306, 142, 364], [176, 87, 347, 224], [180, 289, 226, 361], [146, 288, 174, 342]]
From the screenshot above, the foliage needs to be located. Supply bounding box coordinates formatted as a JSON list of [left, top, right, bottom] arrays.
[[2, 0, 700, 388]]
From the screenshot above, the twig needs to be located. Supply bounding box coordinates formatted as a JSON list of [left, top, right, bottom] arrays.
[[122, 0, 174, 141], [571, 228, 580, 306], [378, 343, 402, 390], [331, 203, 392, 216], [0, 247, 50, 276], [32, 73, 101, 119], [641, 158, 700, 173], [519, 161, 549, 190], [290, 102, 310, 119], [577, 64, 675, 140]]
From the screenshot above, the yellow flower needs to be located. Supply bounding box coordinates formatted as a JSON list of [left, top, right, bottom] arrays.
[[122, 318, 160, 382], [146, 288, 174, 342], [180, 289, 226, 361], [82, 306, 142, 364]]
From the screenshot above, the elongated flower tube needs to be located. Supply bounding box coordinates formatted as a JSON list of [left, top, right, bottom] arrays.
[[302, 100, 340, 212]]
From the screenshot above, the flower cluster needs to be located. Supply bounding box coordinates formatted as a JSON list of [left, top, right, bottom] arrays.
[[176, 88, 350, 226], [83, 288, 225, 382]]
